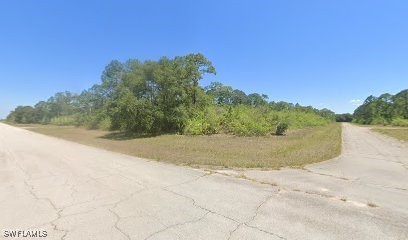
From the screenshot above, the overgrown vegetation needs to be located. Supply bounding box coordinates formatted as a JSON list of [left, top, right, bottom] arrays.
[[353, 89, 408, 126], [7, 53, 335, 136]]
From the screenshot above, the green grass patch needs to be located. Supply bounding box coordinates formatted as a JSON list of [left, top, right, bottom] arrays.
[[18, 123, 342, 169]]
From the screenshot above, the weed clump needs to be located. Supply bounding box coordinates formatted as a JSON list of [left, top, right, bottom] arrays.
[[275, 122, 289, 135]]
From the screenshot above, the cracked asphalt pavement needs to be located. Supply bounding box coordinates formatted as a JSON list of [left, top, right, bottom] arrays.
[[0, 123, 407, 240]]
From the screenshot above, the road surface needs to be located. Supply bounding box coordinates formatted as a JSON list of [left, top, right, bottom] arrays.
[[0, 123, 407, 240]]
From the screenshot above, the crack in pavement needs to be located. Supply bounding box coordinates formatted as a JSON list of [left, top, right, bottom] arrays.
[[109, 207, 131, 240], [106, 188, 149, 239], [163, 187, 239, 224], [227, 192, 287, 240], [8, 147, 68, 240], [3, 123, 407, 240], [245, 224, 288, 240], [143, 211, 211, 240], [106, 172, 213, 240], [22, 180, 68, 240], [303, 168, 351, 181], [223, 172, 358, 206], [10, 146, 153, 240], [159, 172, 287, 240]]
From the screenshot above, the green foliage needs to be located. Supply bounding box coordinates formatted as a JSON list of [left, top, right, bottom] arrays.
[[108, 89, 161, 133], [336, 113, 353, 122], [371, 117, 388, 126], [97, 117, 112, 130], [7, 106, 36, 123], [6, 53, 335, 136], [223, 106, 272, 136], [391, 117, 408, 127], [353, 89, 408, 125], [184, 105, 331, 136], [276, 111, 330, 129], [184, 107, 222, 135], [50, 115, 78, 126], [103, 53, 216, 133], [275, 122, 289, 135], [393, 90, 408, 118], [205, 81, 234, 104], [78, 110, 111, 130]]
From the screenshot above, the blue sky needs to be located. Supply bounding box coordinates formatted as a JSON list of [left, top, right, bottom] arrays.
[[1, 0, 407, 118]]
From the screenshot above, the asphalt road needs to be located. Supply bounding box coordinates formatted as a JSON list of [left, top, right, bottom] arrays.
[[0, 123, 407, 240]]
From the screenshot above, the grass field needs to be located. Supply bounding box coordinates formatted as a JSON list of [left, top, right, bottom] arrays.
[[372, 128, 408, 142], [16, 123, 342, 169]]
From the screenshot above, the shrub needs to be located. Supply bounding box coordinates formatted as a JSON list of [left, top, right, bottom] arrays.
[[97, 117, 112, 130], [371, 117, 389, 126], [275, 122, 289, 135], [50, 115, 78, 126], [184, 107, 222, 135], [220, 106, 331, 136], [391, 117, 408, 127], [223, 106, 272, 136]]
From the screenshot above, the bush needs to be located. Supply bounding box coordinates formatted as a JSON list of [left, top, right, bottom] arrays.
[[371, 117, 389, 126], [391, 117, 408, 127], [97, 117, 112, 130], [184, 107, 222, 135], [223, 106, 272, 136], [275, 122, 289, 135], [220, 106, 331, 136], [50, 115, 78, 126]]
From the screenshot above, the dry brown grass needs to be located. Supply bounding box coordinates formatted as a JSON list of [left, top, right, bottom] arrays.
[[18, 123, 342, 169], [372, 128, 408, 142]]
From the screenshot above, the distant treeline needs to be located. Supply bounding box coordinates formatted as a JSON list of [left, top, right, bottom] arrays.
[[7, 53, 336, 136], [353, 89, 408, 126], [335, 113, 353, 122]]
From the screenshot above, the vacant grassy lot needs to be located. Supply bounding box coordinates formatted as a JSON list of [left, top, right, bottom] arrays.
[[372, 128, 408, 142], [18, 123, 341, 169]]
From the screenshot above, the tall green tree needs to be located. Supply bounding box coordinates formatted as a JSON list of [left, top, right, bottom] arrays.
[[101, 60, 127, 97], [393, 90, 408, 118], [205, 82, 234, 105], [179, 53, 216, 106]]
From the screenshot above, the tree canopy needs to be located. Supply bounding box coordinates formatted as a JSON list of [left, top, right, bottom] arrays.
[[7, 53, 336, 136], [353, 89, 408, 126]]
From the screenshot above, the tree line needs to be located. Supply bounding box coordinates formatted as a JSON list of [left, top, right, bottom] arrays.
[[7, 53, 336, 136], [353, 89, 408, 126]]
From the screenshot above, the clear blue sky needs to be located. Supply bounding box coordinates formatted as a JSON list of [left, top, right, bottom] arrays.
[[1, 0, 407, 118]]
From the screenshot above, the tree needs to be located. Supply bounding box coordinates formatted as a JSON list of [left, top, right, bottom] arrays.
[[6, 53, 342, 135], [8, 106, 36, 123], [105, 54, 217, 133], [179, 53, 216, 106], [335, 113, 353, 122], [205, 82, 234, 105], [47, 91, 78, 117], [352, 90, 408, 124], [247, 93, 268, 106], [318, 108, 336, 121], [393, 89, 408, 119], [78, 84, 106, 114], [33, 101, 50, 123], [231, 89, 248, 105], [101, 60, 127, 97], [353, 96, 376, 124], [376, 93, 394, 122]]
